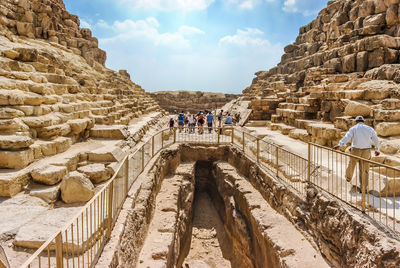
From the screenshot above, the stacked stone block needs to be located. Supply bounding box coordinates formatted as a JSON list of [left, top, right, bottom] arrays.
[[244, 0, 400, 152]]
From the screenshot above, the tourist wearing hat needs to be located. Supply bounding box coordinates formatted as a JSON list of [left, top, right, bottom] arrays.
[[333, 116, 380, 193]]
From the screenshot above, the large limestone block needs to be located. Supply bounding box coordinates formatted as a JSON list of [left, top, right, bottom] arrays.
[[16, 22, 35, 38], [0, 89, 24, 106], [31, 165, 68, 185], [77, 163, 112, 183], [376, 122, 400, 137], [68, 118, 89, 134], [364, 13, 386, 27], [60, 171, 94, 203], [0, 148, 34, 169], [90, 125, 128, 139], [374, 109, 400, 121], [0, 135, 33, 150], [0, 171, 31, 197], [344, 100, 372, 117], [380, 179, 400, 197], [22, 114, 61, 128], [36, 123, 71, 139], [0, 107, 25, 119], [386, 4, 399, 26], [29, 183, 60, 204]]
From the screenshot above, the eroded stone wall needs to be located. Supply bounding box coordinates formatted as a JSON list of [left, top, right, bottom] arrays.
[[113, 144, 400, 267], [0, 0, 161, 190], [151, 91, 237, 114], [243, 0, 400, 150]]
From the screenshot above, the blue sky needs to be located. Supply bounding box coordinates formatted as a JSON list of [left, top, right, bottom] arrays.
[[64, 0, 328, 93]]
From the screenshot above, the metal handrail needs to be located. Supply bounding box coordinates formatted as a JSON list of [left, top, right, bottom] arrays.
[[19, 126, 400, 267]]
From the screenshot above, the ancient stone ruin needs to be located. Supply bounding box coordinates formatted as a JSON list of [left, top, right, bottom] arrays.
[[1, 0, 400, 267], [150, 91, 237, 114], [241, 0, 400, 152]]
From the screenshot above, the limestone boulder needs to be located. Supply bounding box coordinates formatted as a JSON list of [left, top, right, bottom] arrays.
[[386, 4, 399, 26], [343, 100, 372, 117], [376, 122, 400, 137], [29, 183, 60, 204], [77, 163, 112, 183], [31, 165, 68, 185], [0, 135, 33, 150], [380, 179, 400, 197], [60, 171, 94, 203], [36, 123, 71, 139], [0, 148, 34, 169], [68, 118, 89, 134], [0, 108, 25, 119]]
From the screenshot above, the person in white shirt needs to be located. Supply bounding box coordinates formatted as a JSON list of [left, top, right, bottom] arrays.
[[333, 116, 380, 192]]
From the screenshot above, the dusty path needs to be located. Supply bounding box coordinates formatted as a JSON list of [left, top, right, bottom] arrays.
[[183, 191, 232, 268]]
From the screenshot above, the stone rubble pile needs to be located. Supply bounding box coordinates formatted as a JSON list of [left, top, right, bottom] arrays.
[[243, 0, 400, 160]]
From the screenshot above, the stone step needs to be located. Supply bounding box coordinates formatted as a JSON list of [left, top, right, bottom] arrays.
[[90, 125, 128, 139], [0, 135, 33, 150]]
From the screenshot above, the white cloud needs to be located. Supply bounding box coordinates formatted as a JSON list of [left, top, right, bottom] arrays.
[[283, 0, 325, 16], [219, 28, 272, 48], [118, 0, 215, 11], [97, 18, 204, 50], [178, 25, 205, 36], [80, 19, 91, 29], [223, 0, 275, 10]]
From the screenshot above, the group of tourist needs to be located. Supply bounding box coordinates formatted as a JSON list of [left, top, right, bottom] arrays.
[[169, 110, 233, 134]]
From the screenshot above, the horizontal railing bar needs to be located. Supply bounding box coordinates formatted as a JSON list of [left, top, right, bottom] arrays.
[[310, 142, 400, 172], [21, 126, 400, 267]]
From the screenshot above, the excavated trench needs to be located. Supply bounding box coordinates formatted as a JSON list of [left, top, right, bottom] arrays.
[[104, 144, 400, 268]]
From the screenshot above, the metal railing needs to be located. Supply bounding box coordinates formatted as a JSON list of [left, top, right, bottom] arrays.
[[20, 126, 400, 267]]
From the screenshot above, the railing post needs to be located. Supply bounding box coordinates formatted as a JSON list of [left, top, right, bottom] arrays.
[[242, 131, 245, 153], [173, 127, 176, 143], [257, 138, 260, 163], [307, 143, 311, 182], [152, 135, 155, 157], [55, 232, 63, 268], [107, 180, 114, 239], [231, 128, 234, 144], [360, 160, 366, 212], [141, 146, 145, 172], [125, 157, 129, 195], [275, 146, 279, 177], [217, 127, 220, 144]]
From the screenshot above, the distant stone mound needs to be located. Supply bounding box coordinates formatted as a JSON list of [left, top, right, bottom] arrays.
[[151, 90, 237, 114], [0, 0, 161, 197], [243, 0, 400, 153]]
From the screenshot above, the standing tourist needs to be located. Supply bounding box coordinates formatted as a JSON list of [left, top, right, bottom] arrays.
[[184, 113, 189, 132], [188, 113, 195, 133], [178, 113, 184, 132], [217, 109, 223, 134], [333, 116, 380, 193], [206, 111, 214, 133], [169, 117, 174, 132], [198, 112, 204, 134]]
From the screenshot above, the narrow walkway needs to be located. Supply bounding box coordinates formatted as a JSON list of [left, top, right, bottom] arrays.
[[183, 191, 233, 268]]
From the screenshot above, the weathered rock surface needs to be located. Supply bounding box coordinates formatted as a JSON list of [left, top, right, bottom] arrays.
[[151, 91, 237, 114], [31, 165, 67, 185], [60, 171, 94, 203], [240, 0, 400, 155], [77, 163, 111, 184], [112, 144, 400, 268], [0, 0, 162, 172], [28, 183, 60, 204]]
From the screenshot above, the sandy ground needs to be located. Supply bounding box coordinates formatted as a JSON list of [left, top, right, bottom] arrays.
[[183, 192, 232, 268]]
